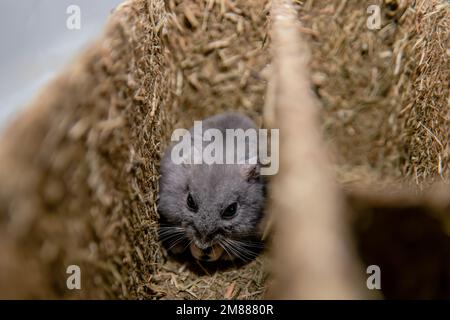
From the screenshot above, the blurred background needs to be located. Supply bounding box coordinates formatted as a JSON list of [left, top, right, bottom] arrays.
[[0, 0, 123, 128]]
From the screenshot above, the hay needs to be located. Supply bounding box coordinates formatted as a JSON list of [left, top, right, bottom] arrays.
[[291, 0, 450, 298], [266, 0, 366, 299], [0, 0, 448, 299], [0, 0, 171, 298], [297, 0, 449, 184], [152, 0, 271, 300], [0, 0, 270, 299], [164, 0, 271, 126]]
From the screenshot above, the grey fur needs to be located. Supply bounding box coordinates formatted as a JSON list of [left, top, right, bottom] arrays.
[[158, 112, 266, 261]]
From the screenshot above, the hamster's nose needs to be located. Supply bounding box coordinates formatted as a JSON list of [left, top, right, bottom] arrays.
[[200, 247, 212, 261], [192, 226, 213, 243]]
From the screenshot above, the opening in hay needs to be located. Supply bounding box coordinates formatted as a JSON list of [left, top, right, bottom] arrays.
[[0, 0, 449, 299], [0, 0, 271, 299]]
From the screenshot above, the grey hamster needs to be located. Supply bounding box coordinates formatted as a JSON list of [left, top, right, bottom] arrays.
[[157, 112, 266, 262]]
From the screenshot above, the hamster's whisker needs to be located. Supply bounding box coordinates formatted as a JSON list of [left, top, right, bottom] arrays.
[[182, 238, 193, 251], [158, 229, 184, 234], [166, 234, 188, 251], [161, 233, 183, 244], [159, 229, 184, 234], [158, 226, 187, 246], [226, 239, 259, 260], [158, 226, 185, 233], [233, 239, 264, 249], [158, 227, 185, 234], [158, 229, 185, 238], [222, 238, 251, 262], [159, 225, 184, 230], [218, 240, 235, 260], [220, 239, 238, 258], [235, 241, 260, 256]]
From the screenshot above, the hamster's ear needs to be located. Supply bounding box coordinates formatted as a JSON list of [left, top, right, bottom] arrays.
[[240, 163, 260, 182]]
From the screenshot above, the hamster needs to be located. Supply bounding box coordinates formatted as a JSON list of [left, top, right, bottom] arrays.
[[157, 112, 266, 262]]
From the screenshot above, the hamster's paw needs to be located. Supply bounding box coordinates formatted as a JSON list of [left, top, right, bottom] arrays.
[[190, 243, 224, 262]]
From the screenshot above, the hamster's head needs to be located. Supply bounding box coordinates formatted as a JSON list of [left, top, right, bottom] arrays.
[[158, 161, 265, 262]]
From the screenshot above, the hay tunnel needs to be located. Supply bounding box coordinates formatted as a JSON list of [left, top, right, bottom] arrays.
[[0, 0, 449, 299]]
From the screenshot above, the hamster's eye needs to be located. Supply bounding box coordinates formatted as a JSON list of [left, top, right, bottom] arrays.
[[222, 202, 238, 219], [186, 193, 198, 212]]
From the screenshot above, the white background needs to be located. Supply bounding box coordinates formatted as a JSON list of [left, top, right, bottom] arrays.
[[0, 0, 123, 128]]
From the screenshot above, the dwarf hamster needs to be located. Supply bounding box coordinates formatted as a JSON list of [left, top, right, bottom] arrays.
[[157, 112, 266, 262]]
